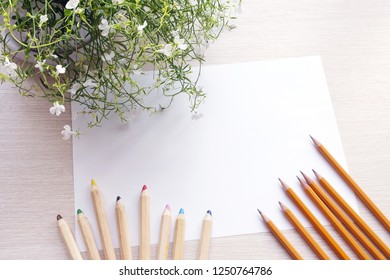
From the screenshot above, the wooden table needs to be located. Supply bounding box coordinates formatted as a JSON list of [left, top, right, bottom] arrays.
[[1, 0, 389, 259]]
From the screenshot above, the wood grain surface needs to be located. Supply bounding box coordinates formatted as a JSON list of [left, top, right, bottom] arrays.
[[1, 0, 390, 259]]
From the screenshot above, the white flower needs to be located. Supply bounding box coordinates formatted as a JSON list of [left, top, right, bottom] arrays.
[[67, 83, 81, 95], [49, 101, 65, 116], [34, 59, 46, 72], [137, 21, 147, 35], [98, 19, 111, 37], [65, 0, 79, 10], [56, 64, 66, 75], [113, 0, 124, 4], [158, 44, 173, 56], [61, 125, 77, 140], [4, 57, 17, 70], [171, 30, 179, 37], [174, 36, 188, 50], [39, 15, 48, 26], [49, 51, 58, 59], [101, 51, 115, 62], [83, 79, 98, 88]]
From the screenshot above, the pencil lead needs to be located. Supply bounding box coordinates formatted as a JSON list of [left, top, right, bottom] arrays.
[[279, 178, 290, 191], [309, 135, 321, 146], [207, 210, 212, 216], [296, 176, 305, 187], [116, 196, 121, 202], [142, 185, 148, 192], [57, 214, 63, 221], [300, 171, 313, 184], [312, 169, 321, 180], [165, 204, 171, 211], [77, 209, 83, 215], [278, 201, 288, 211], [258, 210, 270, 222], [179, 208, 184, 215], [91, 179, 97, 186]]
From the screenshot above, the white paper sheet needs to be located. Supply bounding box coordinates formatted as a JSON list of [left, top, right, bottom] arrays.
[[72, 56, 358, 252]]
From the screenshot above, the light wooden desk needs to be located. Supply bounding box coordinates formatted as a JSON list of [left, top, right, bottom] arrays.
[[1, 0, 389, 259]]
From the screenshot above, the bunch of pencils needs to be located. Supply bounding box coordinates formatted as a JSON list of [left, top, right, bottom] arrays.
[[57, 183, 213, 260], [258, 136, 390, 260]]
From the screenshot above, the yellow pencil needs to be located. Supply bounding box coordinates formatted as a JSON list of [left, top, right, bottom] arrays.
[[91, 179, 116, 260], [77, 209, 101, 260], [116, 196, 132, 260], [157, 204, 172, 260], [199, 210, 213, 260], [279, 202, 330, 260], [258, 210, 303, 260], [57, 214, 83, 260], [140, 185, 150, 259], [172, 208, 186, 260]]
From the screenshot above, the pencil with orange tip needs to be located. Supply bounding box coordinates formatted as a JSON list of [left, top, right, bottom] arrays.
[[57, 214, 83, 260], [91, 179, 116, 260], [279, 178, 350, 259], [77, 209, 101, 260], [258, 210, 303, 260], [313, 170, 390, 259], [116, 196, 132, 260], [172, 208, 186, 260], [301, 172, 385, 260], [278, 202, 330, 260], [157, 204, 172, 260], [298, 177, 370, 259], [140, 185, 150, 260], [199, 210, 213, 260], [310, 136, 390, 232]]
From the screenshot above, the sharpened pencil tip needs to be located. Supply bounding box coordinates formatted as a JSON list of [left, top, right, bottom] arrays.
[[309, 135, 321, 146], [279, 201, 288, 211], [296, 176, 305, 186], [257, 209, 261, 215], [207, 210, 212, 216], [165, 204, 171, 211], [116, 196, 121, 202], [142, 185, 148, 192], [91, 179, 97, 186], [77, 209, 83, 215], [300, 171, 312, 184], [179, 208, 184, 214], [279, 178, 290, 191], [57, 214, 62, 221], [312, 169, 321, 180]]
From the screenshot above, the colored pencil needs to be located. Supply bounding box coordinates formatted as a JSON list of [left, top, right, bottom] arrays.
[[116, 196, 132, 260], [298, 177, 370, 259], [310, 136, 390, 232], [279, 178, 350, 259], [172, 208, 186, 260], [279, 202, 330, 260], [157, 204, 172, 260], [199, 210, 213, 260], [91, 179, 116, 260], [301, 172, 385, 259], [313, 169, 390, 259], [258, 210, 303, 260], [57, 215, 83, 260], [77, 209, 101, 260], [140, 185, 150, 259]]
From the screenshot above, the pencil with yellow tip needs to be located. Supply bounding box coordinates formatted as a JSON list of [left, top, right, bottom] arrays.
[[116, 196, 132, 260], [258, 210, 303, 260], [57, 214, 83, 260], [90, 179, 116, 260], [157, 204, 172, 260], [140, 185, 150, 259], [198, 210, 213, 260], [172, 208, 186, 260], [77, 209, 101, 260]]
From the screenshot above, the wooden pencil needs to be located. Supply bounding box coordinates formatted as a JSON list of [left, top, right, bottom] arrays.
[[90, 179, 116, 260], [199, 210, 213, 260], [140, 185, 150, 260], [313, 170, 390, 259], [298, 177, 370, 259], [279, 178, 350, 259], [57, 214, 83, 260], [301, 172, 386, 260], [258, 210, 303, 260], [310, 136, 390, 232], [157, 204, 172, 260], [116, 196, 132, 260], [172, 208, 186, 260], [77, 209, 101, 260], [278, 202, 330, 260]]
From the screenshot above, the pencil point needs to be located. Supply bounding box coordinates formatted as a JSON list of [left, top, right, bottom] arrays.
[[257, 209, 262, 215], [279, 178, 290, 191], [258, 210, 270, 222], [91, 179, 97, 186], [179, 208, 184, 215], [296, 175, 305, 186], [312, 169, 321, 180], [300, 171, 313, 184], [57, 214, 62, 221], [309, 135, 321, 146], [77, 209, 83, 215], [116, 196, 121, 202], [142, 185, 148, 192], [278, 201, 288, 211], [207, 210, 212, 216], [165, 204, 171, 211]]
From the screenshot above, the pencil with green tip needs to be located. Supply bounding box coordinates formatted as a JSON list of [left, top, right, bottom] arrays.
[[77, 209, 101, 260]]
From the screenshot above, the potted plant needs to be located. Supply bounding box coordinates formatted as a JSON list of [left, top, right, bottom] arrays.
[[0, 0, 241, 139]]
